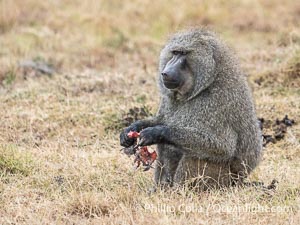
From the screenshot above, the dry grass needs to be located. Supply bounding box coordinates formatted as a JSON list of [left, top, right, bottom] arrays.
[[0, 0, 299, 224]]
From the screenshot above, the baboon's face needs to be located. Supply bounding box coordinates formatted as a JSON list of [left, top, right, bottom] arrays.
[[160, 50, 192, 90], [159, 32, 216, 96]]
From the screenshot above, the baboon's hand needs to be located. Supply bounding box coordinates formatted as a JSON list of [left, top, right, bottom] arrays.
[[120, 125, 138, 147], [139, 126, 170, 146]]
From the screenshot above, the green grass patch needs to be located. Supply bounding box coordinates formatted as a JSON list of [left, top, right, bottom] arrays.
[[284, 50, 300, 79], [0, 144, 34, 176], [103, 112, 124, 132], [2, 69, 16, 86], [102, 28, 128, 49]]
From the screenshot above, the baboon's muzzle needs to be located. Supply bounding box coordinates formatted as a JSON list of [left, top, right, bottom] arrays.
[[161, 54, 187, 89]]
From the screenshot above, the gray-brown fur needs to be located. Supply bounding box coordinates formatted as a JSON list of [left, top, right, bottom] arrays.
[[120, 28, 262, 189]]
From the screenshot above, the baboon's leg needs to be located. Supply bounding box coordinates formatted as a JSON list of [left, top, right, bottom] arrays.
[[154, 145, 183, 186], [174, 156, 235, 190]]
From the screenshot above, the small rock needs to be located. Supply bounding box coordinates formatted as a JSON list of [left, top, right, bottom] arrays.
[[19, 59, 55, 76]]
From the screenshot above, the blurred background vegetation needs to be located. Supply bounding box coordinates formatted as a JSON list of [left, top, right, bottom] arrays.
[[1, 0, 300, 76]]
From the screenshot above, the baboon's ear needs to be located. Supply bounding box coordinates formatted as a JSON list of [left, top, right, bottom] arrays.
[[187, 57, 217, 101], [211, 42, 220, 65], [210, 41, 227, 76]]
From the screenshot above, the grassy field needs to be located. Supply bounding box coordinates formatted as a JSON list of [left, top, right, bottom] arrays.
[[0, 0, 299, 224]]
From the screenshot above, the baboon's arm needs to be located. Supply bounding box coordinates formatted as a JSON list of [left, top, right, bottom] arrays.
[[120, 117, 161, 147], [139, 125, 237, 160], [127, 116, 162, 132]]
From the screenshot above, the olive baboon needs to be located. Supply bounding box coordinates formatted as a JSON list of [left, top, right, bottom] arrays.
[[120, 28, 262, 190]]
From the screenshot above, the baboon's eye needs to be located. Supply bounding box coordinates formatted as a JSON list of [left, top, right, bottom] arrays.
[[172, 50, 188, 55]]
